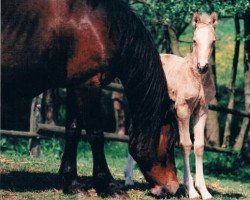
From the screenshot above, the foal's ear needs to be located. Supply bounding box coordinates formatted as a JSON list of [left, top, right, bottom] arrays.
[[210, 12, 218, 27], [192, 12, 200, 28]]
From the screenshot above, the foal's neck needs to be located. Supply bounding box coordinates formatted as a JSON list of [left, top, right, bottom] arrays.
[[186, 51, 212, 84]]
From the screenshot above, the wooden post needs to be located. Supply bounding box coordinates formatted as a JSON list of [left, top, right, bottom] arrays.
[[29, 94, 43, 156]]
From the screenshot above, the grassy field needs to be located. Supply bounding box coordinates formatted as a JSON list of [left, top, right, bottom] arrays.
[[1, 141, 250, 200]]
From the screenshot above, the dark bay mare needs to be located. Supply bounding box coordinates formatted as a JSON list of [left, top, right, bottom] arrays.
[[1, 0, 179, 197]]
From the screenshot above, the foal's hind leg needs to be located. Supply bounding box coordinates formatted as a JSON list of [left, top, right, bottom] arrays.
[[83, 87, 126, 197], [59, 88, 86, 194], [193, 109, 212, 200]]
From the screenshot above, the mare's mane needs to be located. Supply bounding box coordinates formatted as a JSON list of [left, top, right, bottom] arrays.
[[97, 0, 172, 156], [2, 0, 172, 156]]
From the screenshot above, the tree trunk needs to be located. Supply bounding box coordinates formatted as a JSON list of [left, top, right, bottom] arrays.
[[29, 94, 43, 157], [234, 10, 250, 155], [222, 15, 240, 148], [42, 89, 59, 125], [168, 26, 182, 56], [163, 25, 172, 53], [164, 25, 182, 56], [206, 46, 220, 146]]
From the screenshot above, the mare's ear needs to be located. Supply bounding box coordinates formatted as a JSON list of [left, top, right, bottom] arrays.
[[192, 12, 200, 28], [210, 12, 218, 27]]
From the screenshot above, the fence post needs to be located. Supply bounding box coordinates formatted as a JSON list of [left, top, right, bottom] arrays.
[[29, 94, 43, 156]]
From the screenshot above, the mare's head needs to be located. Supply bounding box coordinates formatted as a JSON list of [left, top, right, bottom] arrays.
[[192, 12, 217, 74]]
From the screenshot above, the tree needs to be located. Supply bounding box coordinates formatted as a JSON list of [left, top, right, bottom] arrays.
[[234, 10, 250, 156], [222, 15, 241, 148], [206, 47, 220, 146]]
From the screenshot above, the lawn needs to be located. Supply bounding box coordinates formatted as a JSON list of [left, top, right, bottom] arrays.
[[1, 141, 250, 200]]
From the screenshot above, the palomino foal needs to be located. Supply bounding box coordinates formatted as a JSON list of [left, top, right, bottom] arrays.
[[161, 12, 217, 199]]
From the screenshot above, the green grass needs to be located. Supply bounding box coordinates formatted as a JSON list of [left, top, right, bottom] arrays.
[[1, 141, 250, 200]]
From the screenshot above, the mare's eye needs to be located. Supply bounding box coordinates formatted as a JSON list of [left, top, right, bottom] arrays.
[[193, 40, 196, 44]]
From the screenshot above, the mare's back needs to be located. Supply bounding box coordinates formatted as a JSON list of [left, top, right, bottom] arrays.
[[1, 0, 113, 98]]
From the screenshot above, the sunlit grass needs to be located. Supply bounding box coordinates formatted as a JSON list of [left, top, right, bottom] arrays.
[[1, 142, 250, 200]]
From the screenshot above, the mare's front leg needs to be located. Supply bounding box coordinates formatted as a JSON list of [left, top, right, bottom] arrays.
[[193, 108, 212, 200], [59, 88, 85, 194], [83, 87, 126, 197], [177, 103, 199, 199]]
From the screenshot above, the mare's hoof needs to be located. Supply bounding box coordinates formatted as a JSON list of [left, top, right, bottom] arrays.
[[96, 180, 128, 198], [63, 178, 87, 195], [125, 179, 134, 186]]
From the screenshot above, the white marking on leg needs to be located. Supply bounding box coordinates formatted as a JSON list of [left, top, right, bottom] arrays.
[[194, 110, 212, 200], [124, 153, 134, 186]]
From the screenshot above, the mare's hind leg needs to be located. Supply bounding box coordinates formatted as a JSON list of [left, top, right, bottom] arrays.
[[59, 88, 86, 194], [124, 153, 134, 186], [83, 86, 126, 197]]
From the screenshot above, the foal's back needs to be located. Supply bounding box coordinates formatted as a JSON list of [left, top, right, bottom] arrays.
[[160, 54, 200, 103]]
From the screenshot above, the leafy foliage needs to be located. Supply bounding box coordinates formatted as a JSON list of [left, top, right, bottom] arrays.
[[130, 0, 250, 52]]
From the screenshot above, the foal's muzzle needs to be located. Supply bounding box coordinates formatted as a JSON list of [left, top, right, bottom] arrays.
[[197, 63, 209, 74]]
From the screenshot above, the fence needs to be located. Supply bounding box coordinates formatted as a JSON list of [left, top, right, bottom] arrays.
[[1, 83, 249, 156]]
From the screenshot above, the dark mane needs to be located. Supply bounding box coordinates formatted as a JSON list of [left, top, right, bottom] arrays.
[[100, 0, 171, 158]]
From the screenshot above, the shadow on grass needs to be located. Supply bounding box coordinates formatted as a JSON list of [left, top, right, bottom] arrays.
[[0, 171, 245, 199], [208, 187, 245, 199], [0, 171, 62, 191], [203, 162, 250, 183]]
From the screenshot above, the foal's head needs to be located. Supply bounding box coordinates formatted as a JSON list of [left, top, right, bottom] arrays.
[[192, 12, 217, 74]]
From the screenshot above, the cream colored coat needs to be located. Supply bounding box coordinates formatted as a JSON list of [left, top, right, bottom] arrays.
[[161, 53, 215, 115], [159, 12, 218, 200], [160, 52, 216, 200]]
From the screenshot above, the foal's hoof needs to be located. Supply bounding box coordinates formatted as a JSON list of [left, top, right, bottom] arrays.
[[63, 178, 87, 195]]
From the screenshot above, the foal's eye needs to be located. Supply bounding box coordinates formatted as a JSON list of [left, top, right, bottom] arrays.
[[193, 40, 197, 44]]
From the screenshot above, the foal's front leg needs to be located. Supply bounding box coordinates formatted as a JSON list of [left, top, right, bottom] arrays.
[[177, 104, 200, 199], [193, 109, 212, 200]]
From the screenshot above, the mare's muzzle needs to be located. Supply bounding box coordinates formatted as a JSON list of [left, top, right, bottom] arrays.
[[197, 63, 209, 74]]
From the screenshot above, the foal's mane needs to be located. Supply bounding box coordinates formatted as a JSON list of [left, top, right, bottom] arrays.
[[198, 13, 212, 25], [94, 0, 172, 157]]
